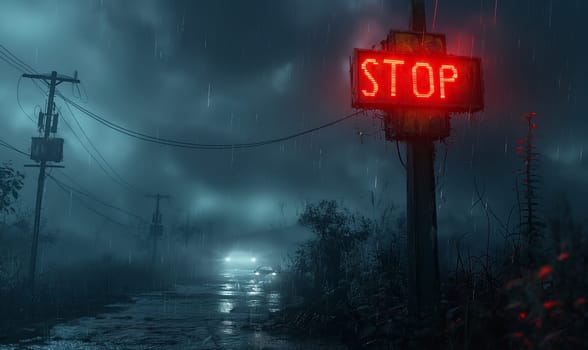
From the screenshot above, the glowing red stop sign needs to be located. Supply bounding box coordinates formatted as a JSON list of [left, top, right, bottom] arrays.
[[351, 49, 483, 112]]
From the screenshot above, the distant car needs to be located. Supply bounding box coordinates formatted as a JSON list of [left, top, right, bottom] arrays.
[[254, 266, 277, 279]]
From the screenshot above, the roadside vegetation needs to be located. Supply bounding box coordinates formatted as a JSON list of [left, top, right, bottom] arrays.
[[0, 162, 187, 343], [272, 117, 588, 349], [272, 197, 588, 349]]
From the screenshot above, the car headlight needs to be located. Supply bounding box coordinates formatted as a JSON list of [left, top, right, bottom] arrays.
[[225, 257, 231, 262], [271, 272, 277, 276], [250, 257, 257, 263], [255, 272, 260, 276]]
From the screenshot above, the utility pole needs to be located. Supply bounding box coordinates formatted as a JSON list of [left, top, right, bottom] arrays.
[[350, 0, 484, 332], [404, 0, 441, 323], [146, 193, 170, 265], [23, 71, 79, 295]]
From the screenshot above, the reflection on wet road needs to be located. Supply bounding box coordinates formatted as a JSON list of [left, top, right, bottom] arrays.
[[1, 268, 341, 349]]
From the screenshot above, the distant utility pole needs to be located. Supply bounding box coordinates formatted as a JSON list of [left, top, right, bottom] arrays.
[[146, 193, 170, 265], [23, 71, 79, 295]]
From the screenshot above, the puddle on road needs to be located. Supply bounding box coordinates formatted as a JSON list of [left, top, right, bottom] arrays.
[[0, 269, 344, 350]]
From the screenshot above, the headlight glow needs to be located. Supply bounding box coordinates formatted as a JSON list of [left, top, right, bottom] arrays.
[[250, 257, 256, 263], [225, 257, 231, 262]]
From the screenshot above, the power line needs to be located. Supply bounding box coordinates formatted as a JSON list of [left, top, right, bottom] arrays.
[[48, 175, 131, 228], [0, 49, 34, 74], [47, 173, 145, 223], [4, 49, 140, 196], [0, 137, 143, 227], [1, 41, 364, 151], [16, 76, 36, 123], [58, 104, 142, 195], [61, 100, 144, 195], [0, 42, 142, 195], [0, 44, 38, 74], [61, 94, 364, 150], [8, 55, 144, 191], [0, 137, 29, 157], [1, 45, 49, 97], [0, 45, 45, 92], [59, 106, 125, 186]]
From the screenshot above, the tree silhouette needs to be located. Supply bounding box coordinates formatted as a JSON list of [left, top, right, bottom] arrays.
[[0, 162, 24, 215], [298, 200, 371, 291]]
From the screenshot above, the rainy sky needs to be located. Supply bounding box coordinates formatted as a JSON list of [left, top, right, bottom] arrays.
[[0, 0, 586, 246]]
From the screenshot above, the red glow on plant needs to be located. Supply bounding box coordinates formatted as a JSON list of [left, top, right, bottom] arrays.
[[575, 297, 587, 306], [557, 252, 570, 261], [537, 265, 553, 280], [535, 319, 543, 328], [360, 58, 379, 97], [518, 312, 527, 320], [543, 300, 561, 309]]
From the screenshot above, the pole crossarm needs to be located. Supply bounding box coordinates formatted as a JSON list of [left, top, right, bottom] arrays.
[[23, 72, 80, 85]]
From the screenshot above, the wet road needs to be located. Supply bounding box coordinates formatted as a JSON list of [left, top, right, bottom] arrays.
[[2, 268, 342, 349]]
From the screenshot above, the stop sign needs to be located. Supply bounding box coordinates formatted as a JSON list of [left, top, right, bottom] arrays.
[[351, 49, 484, 113]]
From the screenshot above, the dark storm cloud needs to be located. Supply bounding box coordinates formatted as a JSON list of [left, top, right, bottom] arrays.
[[0, 0, 586, 244]]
